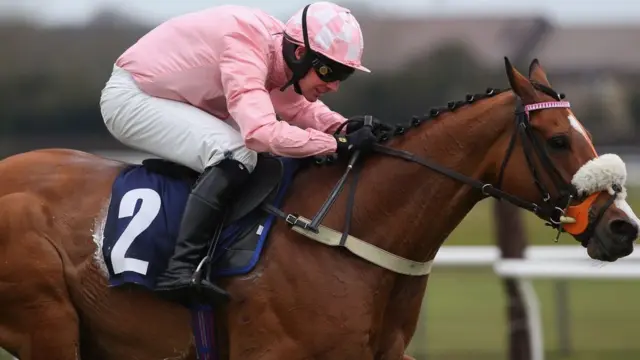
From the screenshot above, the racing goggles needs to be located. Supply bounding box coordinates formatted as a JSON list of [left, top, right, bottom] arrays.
[[311, 54, 355, 83]]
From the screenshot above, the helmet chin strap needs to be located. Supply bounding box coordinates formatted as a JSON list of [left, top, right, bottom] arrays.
[[280, 4, 313, 94], [280, 65, 304, 94]]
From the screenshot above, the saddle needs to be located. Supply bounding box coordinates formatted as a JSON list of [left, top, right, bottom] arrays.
[[141, 153, 286, 224], [137, 153, 296, 284]]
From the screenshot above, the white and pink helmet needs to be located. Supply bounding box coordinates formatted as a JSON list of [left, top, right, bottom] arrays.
[[280, 2, 370, 93], [284, 1, 370, 73]]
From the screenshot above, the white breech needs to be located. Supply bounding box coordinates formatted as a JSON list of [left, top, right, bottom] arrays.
[[99, 65, 258, 173]]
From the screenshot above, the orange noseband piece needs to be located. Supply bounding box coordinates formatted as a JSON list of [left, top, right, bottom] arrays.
[[563, 192, 599, 235]]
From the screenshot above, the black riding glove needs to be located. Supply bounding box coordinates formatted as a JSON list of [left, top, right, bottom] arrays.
[[334, 126, 378, 156], [345, 115, 393, 135]]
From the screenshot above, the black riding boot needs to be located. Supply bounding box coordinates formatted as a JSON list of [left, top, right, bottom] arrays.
[[154, 158, 250, 306]]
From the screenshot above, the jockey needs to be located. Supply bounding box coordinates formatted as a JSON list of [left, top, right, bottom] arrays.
[[99, 2, 376, 305]]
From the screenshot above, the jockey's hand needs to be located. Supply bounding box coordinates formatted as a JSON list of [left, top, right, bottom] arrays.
[[345, 115, 394, 135], [334, 126, 378, 156]]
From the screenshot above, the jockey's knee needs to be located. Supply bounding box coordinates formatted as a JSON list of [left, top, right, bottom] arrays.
[[232, 148, 258, 173], [206, 147, 258, 173]]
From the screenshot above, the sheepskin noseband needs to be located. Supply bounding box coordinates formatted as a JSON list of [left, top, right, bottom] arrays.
[[562, 153, 640, 235]]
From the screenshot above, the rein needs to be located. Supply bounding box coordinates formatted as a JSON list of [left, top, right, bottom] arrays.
[[366, 84, 617, 243], [370, 97, 577, 239], [262, 84, 618, 274]]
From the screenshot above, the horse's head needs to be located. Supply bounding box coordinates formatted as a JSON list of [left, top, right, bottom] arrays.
[[494, 57, 639, 261]]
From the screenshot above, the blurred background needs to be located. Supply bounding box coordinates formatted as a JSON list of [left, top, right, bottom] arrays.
[[1, 0, 640, 359]]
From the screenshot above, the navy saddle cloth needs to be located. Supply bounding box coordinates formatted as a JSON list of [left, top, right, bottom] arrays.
[[100, 155, 302, 290]]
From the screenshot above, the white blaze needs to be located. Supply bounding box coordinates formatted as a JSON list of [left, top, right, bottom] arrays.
[[568, 114, 588, 139], [615, 199, 640, 229]]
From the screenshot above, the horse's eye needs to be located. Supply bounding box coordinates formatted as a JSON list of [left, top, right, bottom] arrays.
[[548, 135, 570, 150]]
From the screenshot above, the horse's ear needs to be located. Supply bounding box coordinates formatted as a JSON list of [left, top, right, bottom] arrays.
[[504, 56, 536, 102], [528, 58, 551, 87]]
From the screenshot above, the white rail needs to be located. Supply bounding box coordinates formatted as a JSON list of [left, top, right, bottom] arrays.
[[431, 245, 640, 360]]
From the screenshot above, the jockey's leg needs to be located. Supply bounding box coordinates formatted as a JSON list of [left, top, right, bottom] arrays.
[[100, 65, 255, 305], [99, 65, 258, 174], [154, 157, 250, 304]]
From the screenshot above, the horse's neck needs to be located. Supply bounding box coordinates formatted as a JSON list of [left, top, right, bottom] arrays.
[[286, 92, 516, 263], [376, 92, 517, 260]]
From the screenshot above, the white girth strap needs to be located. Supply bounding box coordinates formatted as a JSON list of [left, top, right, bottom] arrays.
[[290, 215, 433, 276]]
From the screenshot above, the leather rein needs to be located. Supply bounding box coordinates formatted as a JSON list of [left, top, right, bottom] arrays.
[[264, 83, 617, 252]]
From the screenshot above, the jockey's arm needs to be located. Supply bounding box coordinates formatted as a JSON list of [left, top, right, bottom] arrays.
[[270, 89, 347, 135], [219, 32, 338, 158]]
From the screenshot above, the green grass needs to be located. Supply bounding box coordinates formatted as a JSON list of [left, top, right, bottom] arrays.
[[406, 187, 640, 360], [408, 268, 640, 360]]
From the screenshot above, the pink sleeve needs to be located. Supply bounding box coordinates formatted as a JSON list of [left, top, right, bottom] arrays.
[[270, 88, 347, 134], [219, 32, 337, 158]]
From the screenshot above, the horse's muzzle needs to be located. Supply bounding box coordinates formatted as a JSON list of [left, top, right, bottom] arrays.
[[587, 218, 638, 261], [608, 218, 639, 242]]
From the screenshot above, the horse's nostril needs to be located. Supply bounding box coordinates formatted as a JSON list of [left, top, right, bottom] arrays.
[[609, 219, 639, 241]]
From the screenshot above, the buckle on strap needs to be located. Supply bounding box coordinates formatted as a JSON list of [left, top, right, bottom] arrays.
[[289, 215, 433, 276], [285, 214, 298, 225], [285, 213, 315, 231]]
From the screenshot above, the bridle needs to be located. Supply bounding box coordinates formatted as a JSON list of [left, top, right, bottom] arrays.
[[370, 82, 619, 244], [494, 82, 617, 244], [273, 83, 618, 247]]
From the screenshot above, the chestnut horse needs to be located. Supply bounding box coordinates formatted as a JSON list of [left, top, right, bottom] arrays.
[[0, 58, 637, 360]]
